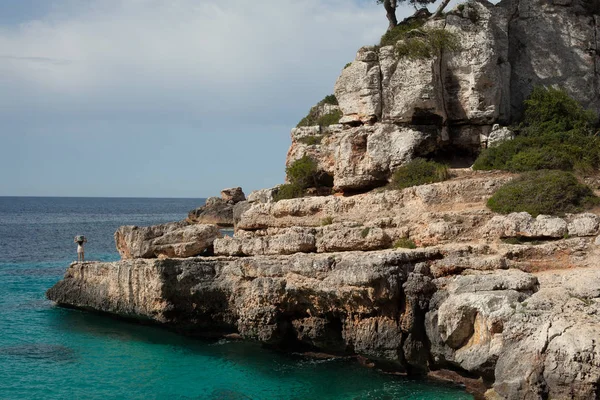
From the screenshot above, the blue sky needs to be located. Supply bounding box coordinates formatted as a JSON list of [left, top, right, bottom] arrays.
[[0, 0, 441, 198]]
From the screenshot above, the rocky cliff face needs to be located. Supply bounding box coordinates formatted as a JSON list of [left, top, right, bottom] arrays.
[[48, 171, 600, 398], [46, 1, 600, 398], [287, 0, 600, 192]]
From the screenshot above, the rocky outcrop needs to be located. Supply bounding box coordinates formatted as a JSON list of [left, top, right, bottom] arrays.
[[286, 0, 600, 192], [50, 168, 600, 398], [481, 212, 600, 239], [188, 187, 246, 226], [47, 246, 600, 398], [115, 222, 221, 259]]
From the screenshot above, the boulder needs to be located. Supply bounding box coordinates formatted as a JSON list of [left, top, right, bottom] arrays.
[[115, 222, 221, 259], [221, 187, 246, 204], [188, 197, 234, 226], [486, 125, 514, 148], [481, 212, 568, 238]]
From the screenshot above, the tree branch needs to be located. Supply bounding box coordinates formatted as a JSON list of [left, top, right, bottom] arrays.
[[430, 0, 451, 19]]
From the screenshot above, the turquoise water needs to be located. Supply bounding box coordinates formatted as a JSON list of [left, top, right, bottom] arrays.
[[0, 197, 472, 399]]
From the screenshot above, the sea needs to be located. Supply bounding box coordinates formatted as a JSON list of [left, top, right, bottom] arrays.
[[0, 196, 472, 400]]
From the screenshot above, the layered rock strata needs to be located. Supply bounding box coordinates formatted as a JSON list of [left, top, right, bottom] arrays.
[[287, 0, 600, 192], [47, 249, 600, 399], [115, 221, 221, 259], [50, 170, 600, 398]]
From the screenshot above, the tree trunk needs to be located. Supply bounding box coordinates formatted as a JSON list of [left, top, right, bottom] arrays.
[[384, 0, 398, 31], [430, 0, 451, 19]]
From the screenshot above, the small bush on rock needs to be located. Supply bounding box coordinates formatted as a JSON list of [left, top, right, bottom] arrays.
[[390, 158, 449, 190], [380, 19, 425, 47], [487, 170, 599, 217], [321, 216, 334, 226], [361, 227, 371, 238], [396, 28, 461, 59], [297, 135, 324, 145], [394, 238, 417, 249], [316, 109, 342, 127], [274, 156, 323, 202], [273, 183, 304, 202], [473, 87, 600, 173], [297, 95, 340, 127], [286, 156, 319, 189]]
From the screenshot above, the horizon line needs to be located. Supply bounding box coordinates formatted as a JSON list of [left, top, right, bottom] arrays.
[[0, 195, 208, 200]]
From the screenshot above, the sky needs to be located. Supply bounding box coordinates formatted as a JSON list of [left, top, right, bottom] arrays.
[[0, 0, 445, 198]]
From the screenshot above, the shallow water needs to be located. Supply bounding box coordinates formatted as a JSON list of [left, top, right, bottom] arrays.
[[0, 197, 472, 399]]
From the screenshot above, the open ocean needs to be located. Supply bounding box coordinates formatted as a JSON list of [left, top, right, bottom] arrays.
[[0, 196, 472, 399]]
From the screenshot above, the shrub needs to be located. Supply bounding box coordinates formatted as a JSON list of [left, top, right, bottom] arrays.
[[360, 227, 371, 238], [297, 135, 324, 145], [321, 216, 334, 226], [316, 110, 342, 127], [380, 19, 425, 47], [286, 156, 319, 189], [487, 170, 599, 217], [322, 94, 339, 106], [396, 28, 461, 59], [297, 95, 340, 127], [473, 87, 600, 173], [394, 238, 417, 249], [344, 62, 352, 69], [390, 158, 450, 190], [273, 183, 304, 202], [274, 156, 321, 201]]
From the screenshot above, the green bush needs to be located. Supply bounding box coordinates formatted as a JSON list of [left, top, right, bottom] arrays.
[[473, 87, 600, 173], [380, 19, 425, 47], [487, 170, 599, 217], [322, 94, 338, 106], [344, 62, 352, 69], [316, 110, 342, 127], [273, 183, 304, 202], [360, 227, 371, 238], [286, 156, 319, 189], [393, 238, 417, 249], [297, 95, 340, 127], [297, 135, 324, 145], [396, 28, 461, 59], [321, 216, 334, 226], [274, 156, 321, 201], [390, 158, 450, 190]]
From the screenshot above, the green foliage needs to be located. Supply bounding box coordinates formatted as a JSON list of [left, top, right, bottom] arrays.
[[344, 62, 352, 69], [322, 94, 339, 106], [317, 110, 342, 127], [473, 87, 600, 173], [396, 28, 461, 59], [297, 135, 324, 145], [296, 95, 341, 127], [273, 183, 304, 202], [487, 170, 599, 217], [361, 227, 371, 238], [390, 158, 450, 190], [274, 156, 321, 201], [393, 238, 417, 249], [380, 19, 425, 47], [523, 87, 596, 135], [321, 216, 334, 226], [286, 156, 319, 189]]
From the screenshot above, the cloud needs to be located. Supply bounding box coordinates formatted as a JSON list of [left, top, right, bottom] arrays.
[[0, 0, 391, 125]]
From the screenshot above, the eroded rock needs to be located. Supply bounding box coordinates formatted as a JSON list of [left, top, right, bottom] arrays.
[[115, 222, 221, 259]]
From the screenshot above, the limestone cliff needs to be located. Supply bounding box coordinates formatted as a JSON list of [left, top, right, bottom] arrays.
[[287, 0, 600, 192], [46, 1, 600, 398]]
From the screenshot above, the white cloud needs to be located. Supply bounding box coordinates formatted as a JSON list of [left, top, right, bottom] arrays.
[[0, 0, 391, 123]]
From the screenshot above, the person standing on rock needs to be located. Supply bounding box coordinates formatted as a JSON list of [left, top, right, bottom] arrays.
[[75, 235, 87, 262]]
